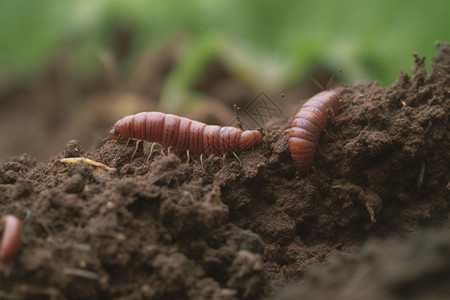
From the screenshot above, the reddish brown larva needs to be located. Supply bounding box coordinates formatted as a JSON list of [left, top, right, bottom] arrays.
[[109, 112, 264, 156], [0, 215, 23, 263], [288, 90, 346, 171]]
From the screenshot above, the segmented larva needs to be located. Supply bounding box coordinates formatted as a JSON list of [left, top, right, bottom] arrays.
[[109, 112, 264, 158], [288, 90, 346, 171], [0, 215, 23, 263]]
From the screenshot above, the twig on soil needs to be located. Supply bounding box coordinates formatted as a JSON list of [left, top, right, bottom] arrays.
[[59, 157, 116, 172], [76, 243, 92, 252], [63, 268, 101, 281], [417, 162, 425, 188]]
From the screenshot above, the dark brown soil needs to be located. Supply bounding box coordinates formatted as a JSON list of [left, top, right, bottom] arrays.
[[0, 43, 449, 299]]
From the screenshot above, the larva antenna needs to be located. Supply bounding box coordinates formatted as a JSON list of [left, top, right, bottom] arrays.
[[325, 74, 335, 90], [310, 74, 335, 91], [310, 77, 325, 91], [233, 104, 243, 130]]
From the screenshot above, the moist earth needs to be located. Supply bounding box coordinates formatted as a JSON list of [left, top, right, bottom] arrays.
[[0, 43, 449, 299]]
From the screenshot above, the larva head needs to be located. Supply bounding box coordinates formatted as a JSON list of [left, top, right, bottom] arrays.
[[256, 127, 265, 140], [109, 126, 121, 140], [238, 129, 264, 151], [108, 115, 134, 141], [331, 88, 352, 112]]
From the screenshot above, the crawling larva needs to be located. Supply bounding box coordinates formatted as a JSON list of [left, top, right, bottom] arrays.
[[288, 90, 347, 171], [109, 112, 264, 162]]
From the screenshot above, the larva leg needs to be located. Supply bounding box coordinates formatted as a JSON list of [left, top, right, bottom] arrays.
[[124, 138, 131, 149], [200, 154, 205, 171], [311, 166, 318, 177], [328, 110, 347, 123], [339, 94, 354, 107], [185, 149, 190, 167], [326, 107, 343, 125], [222, 153, 226, 162], [315, 142, 322, 154], [167, 146, 173, 154], [160, 149, 166, 157], [131, 140, 142, 161], [324, 129, 335, 140], [145, 142, 157, 163], [232, 152, 242, 166]]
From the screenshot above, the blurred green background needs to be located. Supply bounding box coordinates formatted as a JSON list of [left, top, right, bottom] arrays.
[[1, 0, 449, 85], [0, 0, 448, 160]]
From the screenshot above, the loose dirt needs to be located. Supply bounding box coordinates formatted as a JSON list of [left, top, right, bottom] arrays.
[[0, 43, 449, 299]]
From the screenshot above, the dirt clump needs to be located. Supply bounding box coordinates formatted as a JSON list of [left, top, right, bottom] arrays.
[[274, 229, 450, 300]]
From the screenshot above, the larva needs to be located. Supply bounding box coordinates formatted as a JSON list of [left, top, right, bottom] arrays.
[[0, 215, 23, 262], [109, 112, 264, 160], [288, 90, 346, 171]]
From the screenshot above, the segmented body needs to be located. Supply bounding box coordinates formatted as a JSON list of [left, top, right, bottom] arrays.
[[288, 90, 344, 171], [0, 215, 23, 262], [109, 112, 263, 155]]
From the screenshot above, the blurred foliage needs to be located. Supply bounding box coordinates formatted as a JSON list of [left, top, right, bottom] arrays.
[[0, 0, 449, 100]]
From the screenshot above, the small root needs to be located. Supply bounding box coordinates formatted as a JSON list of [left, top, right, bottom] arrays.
[[60, 157, 116, 172]]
